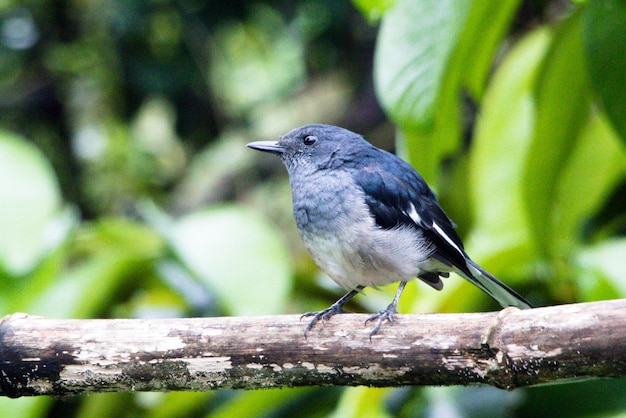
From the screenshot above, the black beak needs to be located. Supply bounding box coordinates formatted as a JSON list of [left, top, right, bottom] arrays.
[[246, 141, 285, 155]]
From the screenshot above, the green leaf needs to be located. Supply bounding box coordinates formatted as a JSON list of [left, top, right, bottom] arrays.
[[26, 253, 133, 318], [375, 0, 473, 183], [396, 125, 456, 186], [374, 0, 471, 128], [144, 392, 212, 418], [523, 10, 593, 258], [428, 29, 552, 314], [331, 387, 393, 418], [577, 239, 626, 299], [458, 0, 523, 99], [374, 0, 522, 185], [0, 398, 52, 418], [170, 206, 292, 316], [583, 0, 626, 142], [552, 113, 626, 255], [18, 219, 164, 318], [467, 28, 552, 273], [0, 130, 73, 275], [520, 377, 626, 418], [212, 388, 311, 418], [352, 0, 395, 22], [76, 393, 136, 418]]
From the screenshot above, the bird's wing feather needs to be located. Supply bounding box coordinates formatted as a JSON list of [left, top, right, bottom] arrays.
[[353, 152, 472, 277]]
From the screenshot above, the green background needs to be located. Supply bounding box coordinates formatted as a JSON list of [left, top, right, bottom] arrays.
[[1, 0, 625, 416]]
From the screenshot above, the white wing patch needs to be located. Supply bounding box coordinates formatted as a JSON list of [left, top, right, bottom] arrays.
[[406, 202, 422, 224], [407, 202, 464, 257], [432, 221, 464, 255]]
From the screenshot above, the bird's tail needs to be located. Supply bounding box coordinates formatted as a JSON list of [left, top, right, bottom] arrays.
[[461, 260, 533, 310]]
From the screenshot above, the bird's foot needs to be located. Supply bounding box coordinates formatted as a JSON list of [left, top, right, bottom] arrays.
[[301, 304, 346, 337], [365, 303, 398, 338], [300, 287, 363, 337]]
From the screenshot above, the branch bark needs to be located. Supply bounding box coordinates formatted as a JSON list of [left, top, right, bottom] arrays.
[[1, 299, 625, 397]]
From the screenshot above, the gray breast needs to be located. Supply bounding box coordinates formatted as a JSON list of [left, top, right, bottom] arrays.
[[290, 171, 433, 289]]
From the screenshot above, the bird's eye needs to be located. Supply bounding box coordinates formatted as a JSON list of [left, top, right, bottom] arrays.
[[303, 135, 317, 146]]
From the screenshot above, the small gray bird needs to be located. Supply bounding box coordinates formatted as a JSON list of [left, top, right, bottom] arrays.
[[247, 124, 532, 336]]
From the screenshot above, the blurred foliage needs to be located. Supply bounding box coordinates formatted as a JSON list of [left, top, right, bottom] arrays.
[[0, 0, 625, 417]]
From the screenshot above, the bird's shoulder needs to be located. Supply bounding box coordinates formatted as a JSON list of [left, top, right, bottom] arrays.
[[350, 149, 468, 264], [350, 149, 435, 227]]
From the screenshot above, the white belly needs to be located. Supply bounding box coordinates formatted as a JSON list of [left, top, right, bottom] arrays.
[[301, 222, 433, 290]]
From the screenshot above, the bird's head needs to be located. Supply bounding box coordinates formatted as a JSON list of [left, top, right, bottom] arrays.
[[247, 124, 369, 175]]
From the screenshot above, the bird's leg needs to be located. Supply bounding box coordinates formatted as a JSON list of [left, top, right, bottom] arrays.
[[301, 285, 365, 336], [365, 281, 408, 337]]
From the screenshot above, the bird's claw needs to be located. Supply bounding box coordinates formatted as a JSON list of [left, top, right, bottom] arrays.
[[365, 305, 397, 338], [301, 305, 345, 337]]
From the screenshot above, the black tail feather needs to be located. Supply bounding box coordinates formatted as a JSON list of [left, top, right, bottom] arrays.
[[462, 260, 533, 310]]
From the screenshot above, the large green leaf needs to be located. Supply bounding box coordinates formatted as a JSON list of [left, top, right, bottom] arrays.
[[458, 0, 523, 99], [374, 0, 522, 185], [523, 10, 592, 258], [467, 28, 552, 274], [583, 0, 626, 142], [0, 131, 73, 275], [394, 125, 454, 186], [428, 29, 551, 314], [552, 112, 626, 256], [170, 206, 292, 316], [375, 0, 471, 183], [374, 0, 470, 128]]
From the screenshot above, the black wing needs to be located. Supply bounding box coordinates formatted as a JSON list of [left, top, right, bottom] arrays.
[[352, 151, 473, 278]]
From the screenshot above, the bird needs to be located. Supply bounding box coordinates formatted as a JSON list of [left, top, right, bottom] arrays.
[[247, 124, 533, 337]]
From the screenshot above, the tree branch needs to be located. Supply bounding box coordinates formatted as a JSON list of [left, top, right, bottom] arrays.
[[1, 299, 625, 397]]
